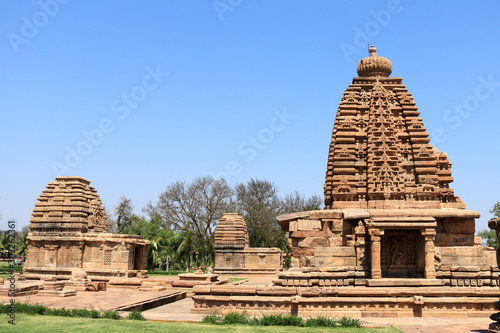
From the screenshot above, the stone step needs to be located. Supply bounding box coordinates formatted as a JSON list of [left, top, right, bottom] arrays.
[[112, 290, 186, 312]]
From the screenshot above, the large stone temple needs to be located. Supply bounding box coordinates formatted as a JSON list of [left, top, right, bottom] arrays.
[[24, 176, 149, 280], [192, 47, 499, 317], [276, 46, 496, 282]]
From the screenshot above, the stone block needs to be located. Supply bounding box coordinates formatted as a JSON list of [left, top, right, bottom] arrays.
[[192, 285, 211, 294], [309, 210, 342, 219], [315, 247, 355, 257], [290, 248, 314, 257], [297, 237, 328, 248], [443, 219, 475, 234], [292, 231, 328, 238], [342, 209, 370, 220], [277, 211, 310, 222], [329, 236, 343, 247], [297, 220, 322, 231], [256, 287, 297, 296], [298, 287, 321, 297]]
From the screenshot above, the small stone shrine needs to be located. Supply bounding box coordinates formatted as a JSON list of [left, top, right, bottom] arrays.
[[23, 176, 149, 281], [192, 47, 500, 318], [213, 213, 283, 275]]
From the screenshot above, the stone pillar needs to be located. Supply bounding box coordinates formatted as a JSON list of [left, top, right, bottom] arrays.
[[369, 228, 384, 279], [422, 228, 436, 279]]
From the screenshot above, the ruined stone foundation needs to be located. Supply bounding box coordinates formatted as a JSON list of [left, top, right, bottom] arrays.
[[24, 176, 149, 281]]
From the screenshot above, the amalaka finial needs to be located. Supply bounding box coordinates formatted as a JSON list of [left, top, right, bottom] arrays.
[[357, 45, 392, 77]]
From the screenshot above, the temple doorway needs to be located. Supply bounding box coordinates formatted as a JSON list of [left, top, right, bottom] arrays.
[[134, 246, 141, 270], [380, 230, 424, 278]]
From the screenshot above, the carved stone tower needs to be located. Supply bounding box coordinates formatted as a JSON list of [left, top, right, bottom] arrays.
[[24, 176, 149, 280], [324, 46, 458, 209]]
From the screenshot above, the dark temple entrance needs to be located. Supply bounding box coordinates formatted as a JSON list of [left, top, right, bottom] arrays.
[[381, 230, 424, 278]]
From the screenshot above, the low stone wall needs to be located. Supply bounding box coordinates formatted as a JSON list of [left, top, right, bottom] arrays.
[[192, 284, 500, 318]]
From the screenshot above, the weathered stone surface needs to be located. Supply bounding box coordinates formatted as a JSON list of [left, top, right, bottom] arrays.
[[24, 177, 149, 281], [297, 237, 328, 248], [292, 231, 329, 238], [343, 209, 370, 220], [297, 220, 322, 231]]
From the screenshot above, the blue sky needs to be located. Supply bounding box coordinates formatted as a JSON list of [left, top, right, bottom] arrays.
[[1, 1, 499, 232]]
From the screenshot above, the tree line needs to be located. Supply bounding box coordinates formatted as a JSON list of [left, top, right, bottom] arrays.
[[477, 202, 500, 248], [107, 176, 322, 272]]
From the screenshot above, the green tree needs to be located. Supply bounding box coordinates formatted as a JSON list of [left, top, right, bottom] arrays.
[[15, 231, 28, 260], [143, 176, 234, 265], [477, 229, 497, 248], [280, 190, 323, 214], [236, 179, 282, 248], [114, 196, 134, 234], [0, 232, 11, 256], [490, 202, 500, 218]]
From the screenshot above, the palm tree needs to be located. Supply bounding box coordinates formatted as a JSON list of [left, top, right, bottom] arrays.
[[0, 233, 10, 258], [15, 232, 28, 261], [171, 229, 197, 272]]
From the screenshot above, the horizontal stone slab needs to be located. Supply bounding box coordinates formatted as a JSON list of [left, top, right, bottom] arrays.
[[277, 211, 310, 222], [366, 279, 445, 287], [342, 209, 370, 220], [314, 247, 355, 257]]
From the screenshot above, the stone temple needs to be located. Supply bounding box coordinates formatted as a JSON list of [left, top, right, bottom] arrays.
[[277, 45, 495, 281], [213, 213, 282, 276], [24, 176, 149, 281], [192, 47, 500, 317]]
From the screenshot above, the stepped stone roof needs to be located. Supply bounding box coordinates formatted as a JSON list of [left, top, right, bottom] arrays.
[[214, 213, 249, 249], [29, 176, 108, 235], [324, 46, 460, 209]]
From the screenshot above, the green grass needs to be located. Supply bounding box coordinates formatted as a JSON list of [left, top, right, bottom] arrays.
[[227, 278, 246, 284], [0, 314, 403, 333], [147, 269, 193, 276]]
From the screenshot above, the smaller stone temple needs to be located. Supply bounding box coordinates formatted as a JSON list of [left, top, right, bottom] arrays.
[[213, 213, 283, 275], [23, 176, 149, 280]]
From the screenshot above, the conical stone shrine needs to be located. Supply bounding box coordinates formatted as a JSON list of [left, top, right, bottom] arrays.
[[24, 176, 149, 280]]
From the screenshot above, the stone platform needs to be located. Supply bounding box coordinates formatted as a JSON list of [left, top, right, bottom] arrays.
[[1, 287, 185, 312], [191, 282, 500, 318]]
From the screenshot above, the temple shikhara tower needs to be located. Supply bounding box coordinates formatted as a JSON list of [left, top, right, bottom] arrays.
[[324, 46, 457, 208], [24, 176, 149, 280]]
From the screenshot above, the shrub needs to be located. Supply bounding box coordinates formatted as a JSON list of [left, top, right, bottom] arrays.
[[201, 312, 223, 324], [48, 307, 72, 317], [338, 316, 362, 328], [127, 310, 146, 321], [70, 308, 93, 318], [89, 309, 101, 319], [221, 312, 249, 325], [305, 316, 337, 327], [102, 310, 121, 320], [260, 314, 304, 326], [16, 303, 47, 315]]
